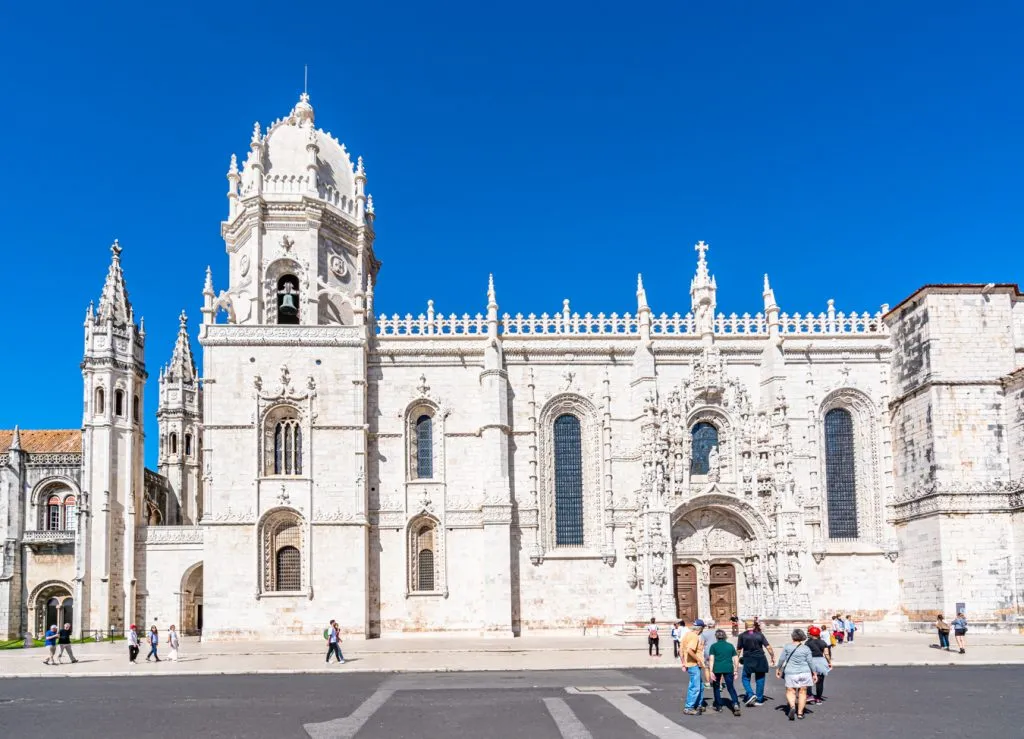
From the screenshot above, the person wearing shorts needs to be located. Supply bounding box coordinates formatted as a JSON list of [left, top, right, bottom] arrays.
[[775, 628, 817, 721]]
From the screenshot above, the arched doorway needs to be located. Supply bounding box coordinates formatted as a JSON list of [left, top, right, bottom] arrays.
[[180, 563, 203, 635], [33, 583, 73, 636]]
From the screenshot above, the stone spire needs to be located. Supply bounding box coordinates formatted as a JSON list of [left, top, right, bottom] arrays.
[[96, 240, 133, 326], [10, 425, 21, 451], [689, 240, 717, 339], [166, 311, 197, 383]]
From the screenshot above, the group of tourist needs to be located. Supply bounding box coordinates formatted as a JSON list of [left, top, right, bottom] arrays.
[[830, 613, 857, 644], [658, 617, 840, 721], [935, 612, 969, 653], [41, 623, 79, 665], [127, 624, 180, 663]]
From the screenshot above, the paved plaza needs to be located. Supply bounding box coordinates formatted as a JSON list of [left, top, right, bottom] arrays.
[[2, 630, 1023, 679], [2, 666, 1022, 738]]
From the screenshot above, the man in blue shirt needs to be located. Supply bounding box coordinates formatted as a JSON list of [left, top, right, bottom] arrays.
[[43, 625, 59, 665]]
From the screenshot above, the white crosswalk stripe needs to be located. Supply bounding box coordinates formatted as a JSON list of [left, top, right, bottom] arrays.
[[543, 697, 595, 739]]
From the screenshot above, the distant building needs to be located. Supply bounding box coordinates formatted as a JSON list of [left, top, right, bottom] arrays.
[[2, 93, 1023, 640]]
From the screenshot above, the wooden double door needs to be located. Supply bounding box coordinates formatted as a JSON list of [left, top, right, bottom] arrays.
[[674, 563, 737, 623]]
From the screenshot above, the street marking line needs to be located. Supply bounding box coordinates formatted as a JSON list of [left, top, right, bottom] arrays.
[[303, 687, 394, 739], [599, 693, 706, 739], [543, 697, 595, 739]]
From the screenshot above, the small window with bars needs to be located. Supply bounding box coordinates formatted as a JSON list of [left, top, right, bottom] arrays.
[[415, 415, 433, 479], [275, 546, 301, 591]]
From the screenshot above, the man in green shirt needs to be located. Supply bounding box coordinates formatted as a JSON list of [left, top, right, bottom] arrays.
[[707, 629, 742, 716]]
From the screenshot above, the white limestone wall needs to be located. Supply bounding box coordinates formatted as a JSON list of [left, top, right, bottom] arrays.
[[136, 532, 202, 629], [808, 553, 899, 622]]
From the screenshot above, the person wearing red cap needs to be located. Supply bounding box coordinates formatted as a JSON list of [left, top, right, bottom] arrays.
[[805, 626, 832, 705]]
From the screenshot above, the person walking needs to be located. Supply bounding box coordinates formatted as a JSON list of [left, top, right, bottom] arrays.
[[845, 614, 856, 643], [680, 619, 707, 715], [805, 626, 832, 705], [831, 614, 845, 644], [951, 612, 968, 654], [325, 619, 345, 664], [935, 614, 951, 650], [671, 622, 681, 659], [57, 623, 78, 664], [700, 620, 717, 688], [707, 629, 742, 716], [128, 624, 140, 663], [167, 625, 180, 661], [737, 620, 774, 707], [146, 625, 161, 662], [647, 617, 661, 657], [42, 624, 59, 665], [775, 629, 817, 721]]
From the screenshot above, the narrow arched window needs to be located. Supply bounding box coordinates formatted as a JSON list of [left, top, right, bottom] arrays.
[[275, 546, 301, 591], [133, 395, 140, 422], [825, 408, 858, 539], [46, 495, 62, 531], [553, 414, 584, 546], [64, 496, 77, 532], [170, 433, 178, 455], [690, 422, 719, 475], [273, 420, 302, 475], [114, 390, 125, 417], [277, 275, 300, 325], [415, 415, 433, 479], [185, 433, 193, 457], [410, 520, 437, 592], [418, 548, 435, 591], [95, 387, 105, 415]]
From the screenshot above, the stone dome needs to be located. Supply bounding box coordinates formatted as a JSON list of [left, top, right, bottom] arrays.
[[240, 93, 358, 207]]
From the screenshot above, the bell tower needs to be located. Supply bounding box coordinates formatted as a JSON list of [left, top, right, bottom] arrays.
[[208, 92, 380, 329], [81, 241, 146, 633], [156, 311, 202, 524]]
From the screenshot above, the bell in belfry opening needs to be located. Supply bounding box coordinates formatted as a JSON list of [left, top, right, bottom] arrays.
[[278, 279, 299, 323]]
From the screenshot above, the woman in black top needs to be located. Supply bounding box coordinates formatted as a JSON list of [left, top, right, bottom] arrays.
[[805, 626, 832, 704]]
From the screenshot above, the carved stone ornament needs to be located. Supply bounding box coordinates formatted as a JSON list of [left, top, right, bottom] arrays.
[[280, 234, 295, 253], [240, 253, 250, 277], [329, 254, 349, 279]]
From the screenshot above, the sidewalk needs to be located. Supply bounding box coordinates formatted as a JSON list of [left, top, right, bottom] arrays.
[[4, 631, 1024, 679]]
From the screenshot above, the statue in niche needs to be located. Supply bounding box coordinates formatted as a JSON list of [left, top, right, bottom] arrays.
[[767, 553, 778, 588], [788, 550, 799, 573], [708, 446, 721, 482], [743, 557, 755, 587]]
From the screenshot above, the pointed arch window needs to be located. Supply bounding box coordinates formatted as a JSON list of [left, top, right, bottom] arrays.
[[553, 414, 584, 546], [185, 433, 193, 457], [409, 518, 440, 593], [264, 406, 303, 476], [95, 387, 105, 415], [114, 390, 125, 417], [261, 510, 304, 593], [824, 408, 858, 539], [415, 415, 433, 479], [690, 422, 719, 475], [170, 433, 178, 455]]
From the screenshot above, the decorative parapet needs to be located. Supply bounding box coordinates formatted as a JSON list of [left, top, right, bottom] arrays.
[[22, 530, 75, 546], [24, 453, 82, 468], [136, 526, 204, 545], [375, 307, 888, 338]]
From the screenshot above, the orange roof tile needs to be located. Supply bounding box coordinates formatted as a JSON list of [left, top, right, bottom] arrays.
[[0, 429, 82, 454]]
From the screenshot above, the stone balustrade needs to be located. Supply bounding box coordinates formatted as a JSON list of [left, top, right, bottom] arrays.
[[22, 530, 76, 545]]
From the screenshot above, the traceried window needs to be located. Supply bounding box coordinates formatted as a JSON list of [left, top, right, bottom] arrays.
[[409, 517, 439, 593], [690, 422, 719, 476], [114, 390, 125, 417], [261, 510, 303, 593], [274, 420, 302, 475], [825, 408, 858, 539], [415, 415, 433, 479], [553, 414, 584, 546]]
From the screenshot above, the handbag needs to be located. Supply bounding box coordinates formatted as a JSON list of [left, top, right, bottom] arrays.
[[779, 646, 796, 678]]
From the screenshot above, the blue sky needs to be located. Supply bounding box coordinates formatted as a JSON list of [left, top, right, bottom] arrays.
[[1, 1, 1022, 467]]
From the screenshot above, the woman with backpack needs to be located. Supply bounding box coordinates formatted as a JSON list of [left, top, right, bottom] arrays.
[[951, 612, 968, 654], [775, 628, 817, 721]]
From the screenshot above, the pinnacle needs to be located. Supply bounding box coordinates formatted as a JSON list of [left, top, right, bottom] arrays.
[[96, 239, 133, 326], [166, 311, 197, 384], [10, 425, 22, 451]]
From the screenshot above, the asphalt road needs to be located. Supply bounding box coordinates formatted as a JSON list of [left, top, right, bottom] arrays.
[[1, 666, 1020, 739]]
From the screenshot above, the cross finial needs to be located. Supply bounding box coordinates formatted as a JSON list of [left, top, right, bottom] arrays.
[[695, 240, 709, 261]]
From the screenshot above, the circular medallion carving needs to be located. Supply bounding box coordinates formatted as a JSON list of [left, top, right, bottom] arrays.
[[239, 254, 250, 277], [329, 254, 348, 279]]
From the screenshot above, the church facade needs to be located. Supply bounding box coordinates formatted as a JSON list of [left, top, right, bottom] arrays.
[[3, 93, 1023, 640]]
